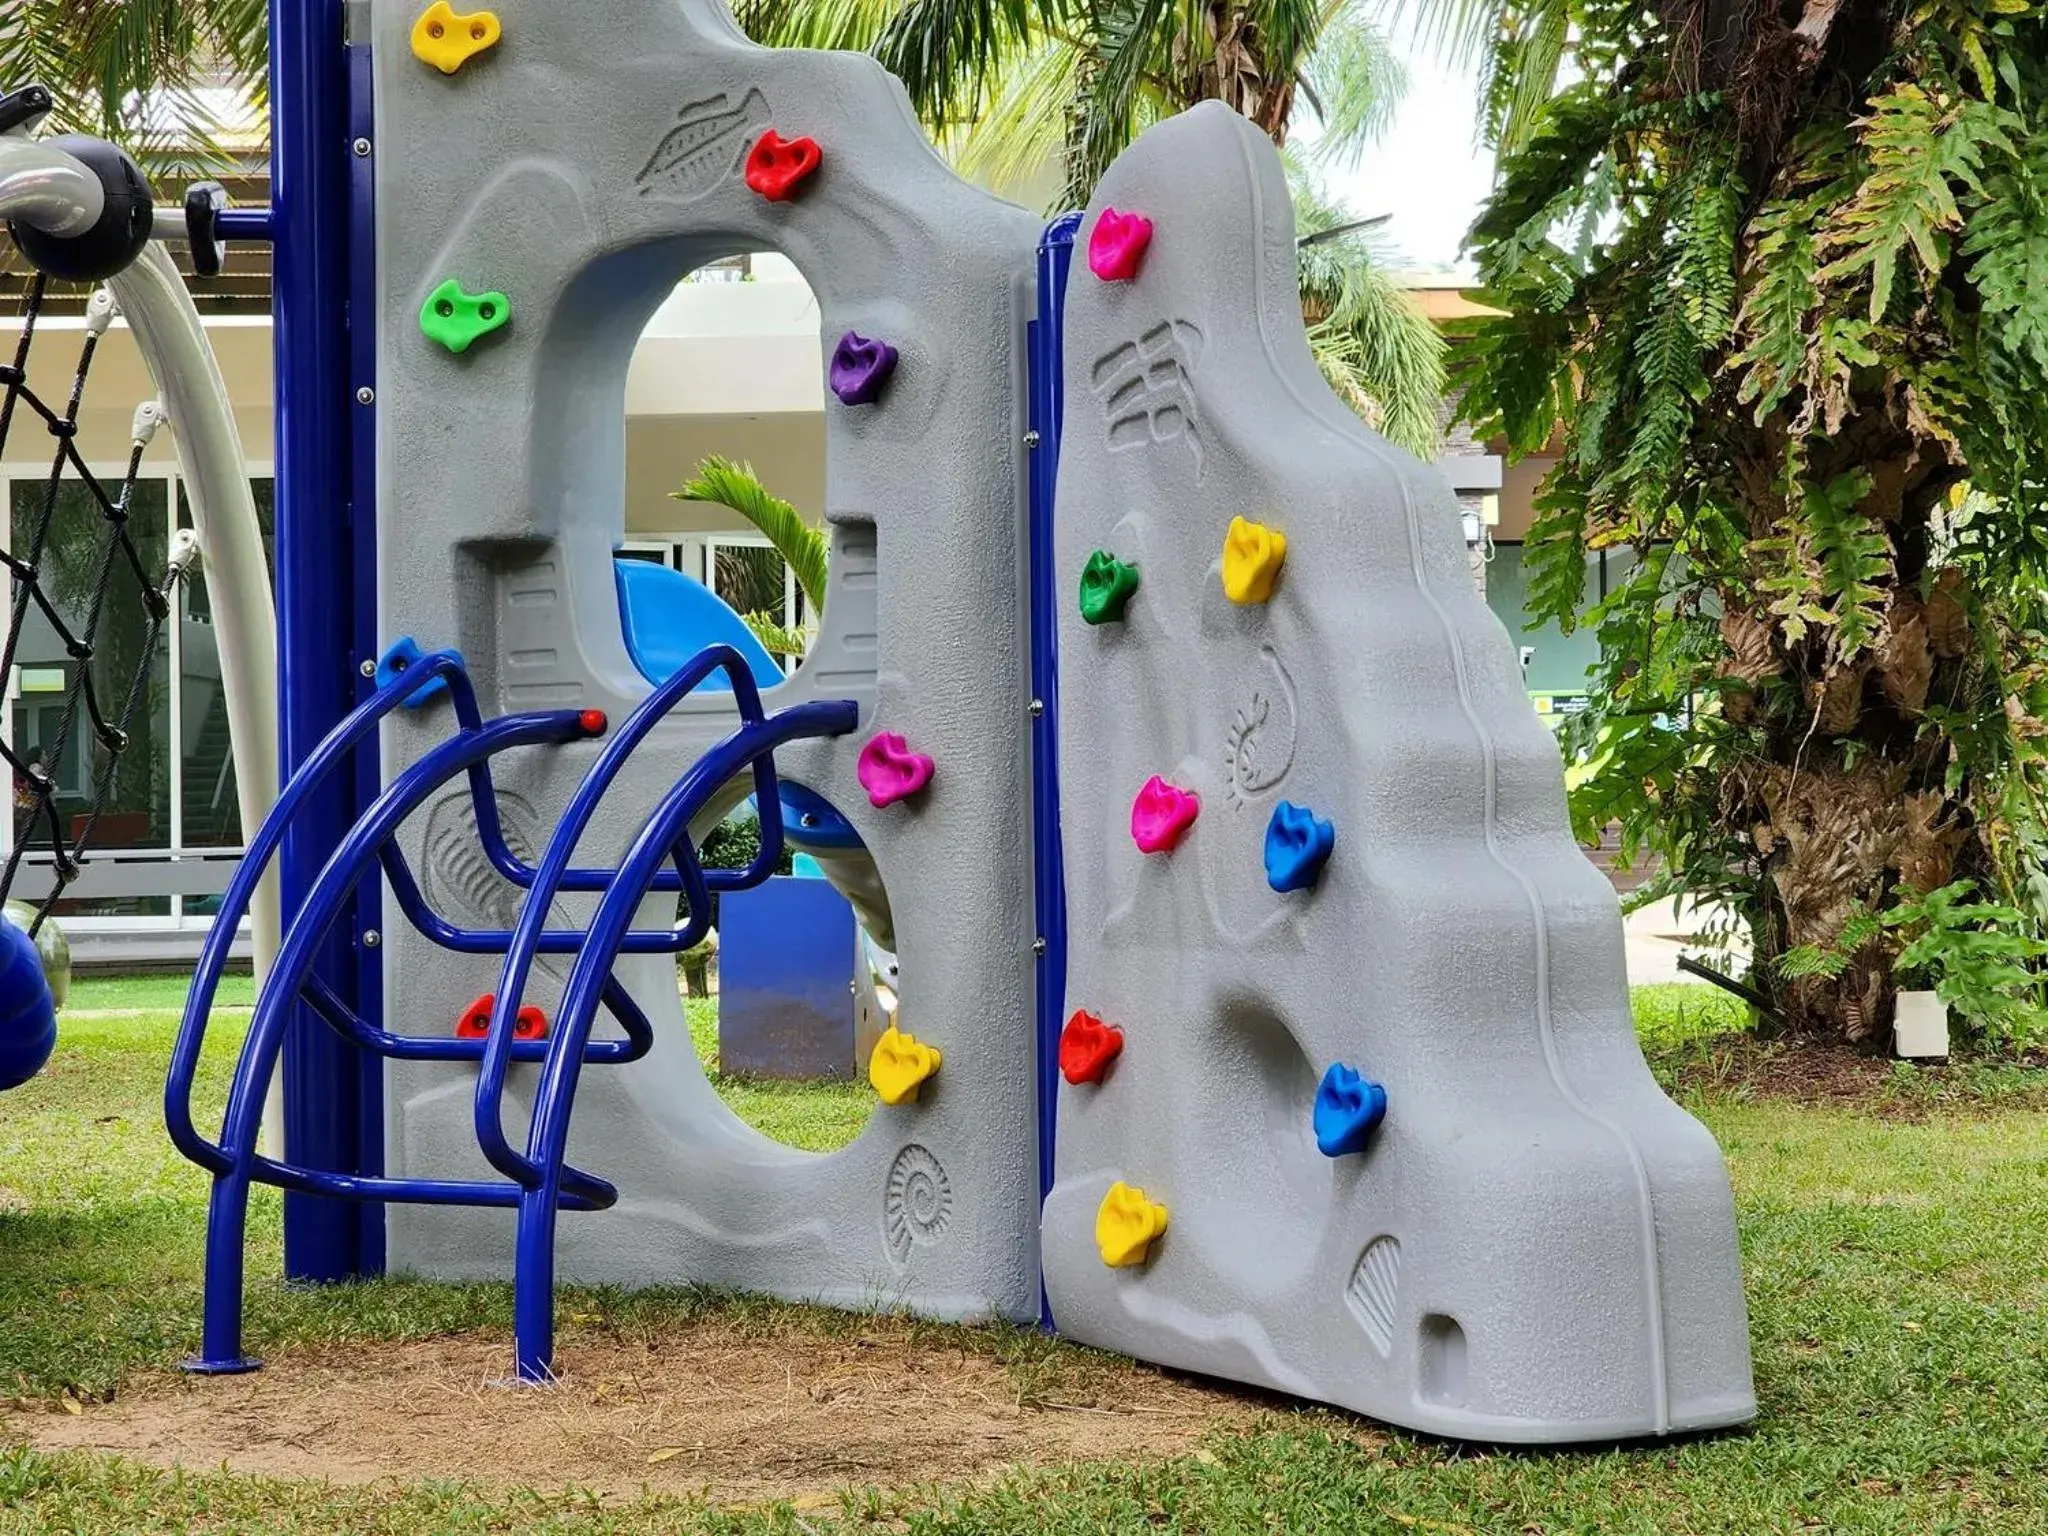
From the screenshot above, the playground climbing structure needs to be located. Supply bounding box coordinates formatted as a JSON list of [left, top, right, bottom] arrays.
[[128, 0, 1754, 1439]]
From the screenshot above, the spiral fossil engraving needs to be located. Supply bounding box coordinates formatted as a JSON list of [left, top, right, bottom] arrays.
[[883, 1143, 952, 1264]]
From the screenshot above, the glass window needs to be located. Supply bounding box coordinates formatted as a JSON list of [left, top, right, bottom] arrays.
[[1485, 543, 1604, 697], [9, 477, 173, 853], [708, 540, 794, 624], [177, 478, 274, 848]]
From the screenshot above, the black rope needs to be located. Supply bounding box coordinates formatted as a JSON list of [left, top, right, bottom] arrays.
[[0, 271, 188, 936]]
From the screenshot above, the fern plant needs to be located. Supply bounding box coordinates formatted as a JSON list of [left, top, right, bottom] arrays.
[[1428, 0, 2048, 1045]]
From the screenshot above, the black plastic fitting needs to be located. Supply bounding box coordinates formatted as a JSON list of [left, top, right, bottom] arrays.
[[6, 134, 156, 284]]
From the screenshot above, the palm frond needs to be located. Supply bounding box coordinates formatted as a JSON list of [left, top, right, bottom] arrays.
[[1298, 9, 1407, 168], [735, 0, 899, 53], [741, 611, 812, 660], [0, 0, 267, 173], [674, 457, 829, 614], [1062, 0, 1179, 203], [875, 0, 1067, 132], [1293, 164, 1447, 457], [1379, 0, 1507, 72], [948, 34, 1081, 203]]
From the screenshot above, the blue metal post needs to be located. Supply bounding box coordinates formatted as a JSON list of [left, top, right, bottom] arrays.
[[1028, 213, 1080, 1320], [273, 0, 379, 1281]]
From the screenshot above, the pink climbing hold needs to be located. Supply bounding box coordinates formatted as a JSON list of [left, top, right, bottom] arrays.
[[1088, 209, 1153, 281], [1131, 775, 1199, 853], [858, 731, 935, 809]]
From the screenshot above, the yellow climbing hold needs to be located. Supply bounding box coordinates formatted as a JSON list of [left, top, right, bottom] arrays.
[[412, 2, 502, 74], [1096, 1181, 1169, 1268], [868, 1024, 942, 1106], [1222, 515, 1287, 604]]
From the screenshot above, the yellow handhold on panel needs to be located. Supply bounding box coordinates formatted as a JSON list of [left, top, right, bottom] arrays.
[[868, 1024, 942, 1105], [1221, 515, 1287, 604], [412, 2, 502, 74], [1096, 1180, 1170, 1268]]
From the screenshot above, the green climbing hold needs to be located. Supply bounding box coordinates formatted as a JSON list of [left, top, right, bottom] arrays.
[[1079, 550, 1141, 625], [420, 279, 511, 354]]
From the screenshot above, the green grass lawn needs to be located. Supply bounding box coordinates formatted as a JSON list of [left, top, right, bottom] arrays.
[[65, 970, 257, 1013], [4, 987, 2048, 1531]]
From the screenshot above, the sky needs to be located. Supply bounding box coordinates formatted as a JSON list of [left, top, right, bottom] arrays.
[[1304, 18, 1496, 280]]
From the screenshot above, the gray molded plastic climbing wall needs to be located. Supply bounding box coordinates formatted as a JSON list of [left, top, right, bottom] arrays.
[[1040, 105, 1756, 1442], [369, 0, 1044, 1322]]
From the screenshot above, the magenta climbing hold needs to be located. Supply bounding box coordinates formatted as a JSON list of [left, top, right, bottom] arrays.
[[829, 331, 898, 406], [1131, 775, 1199, 853], [858, 731, 934, 808], [1088, 208, 1153, 281]]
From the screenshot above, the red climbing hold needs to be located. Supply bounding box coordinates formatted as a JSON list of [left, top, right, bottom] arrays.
[[453, 993, 549, 1042], [745, 130, 822, 202], [1060, 1010, 1125, 1085]]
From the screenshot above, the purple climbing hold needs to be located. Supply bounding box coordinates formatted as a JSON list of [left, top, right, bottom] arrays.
[[830, 331, 899, 406]]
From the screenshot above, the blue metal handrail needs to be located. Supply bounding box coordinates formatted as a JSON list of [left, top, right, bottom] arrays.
[[500, 689, 859, 1379], [468, 645, 840, 1187], [172, 638, 859, 1375], [167, 649, 482, 1174], [185, 701, 630, 1371]]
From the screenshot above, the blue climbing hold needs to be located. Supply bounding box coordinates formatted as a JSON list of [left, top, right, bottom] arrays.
[[1313, 1063, 1387, 1158], [0, 916, 57, 1092], [373, 635, 459, 707], [1265, 800, 1335, 893]]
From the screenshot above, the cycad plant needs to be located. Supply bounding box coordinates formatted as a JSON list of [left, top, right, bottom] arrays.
[[1431, 0, 2048, 1044]]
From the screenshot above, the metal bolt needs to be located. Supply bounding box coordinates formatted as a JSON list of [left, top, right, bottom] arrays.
[[1024, 429, 1042, 448], [1029, 698, 1044, 718], [362, 929, 382, 948], [353, 137, 373, 158], [1033, 937, 1048, 956], [356, 386, 375, 405], [359, 658, 377, 677]]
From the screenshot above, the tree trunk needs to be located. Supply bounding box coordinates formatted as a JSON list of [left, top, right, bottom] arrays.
[[1718, 409, 1972, 1044]]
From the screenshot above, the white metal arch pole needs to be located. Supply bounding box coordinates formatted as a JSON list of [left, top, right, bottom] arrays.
[[107, 243, 281, 1008], [0, 133, 281, 1127]]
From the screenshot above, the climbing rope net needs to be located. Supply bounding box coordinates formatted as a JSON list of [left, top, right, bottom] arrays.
[[0, 268, 193, 933]]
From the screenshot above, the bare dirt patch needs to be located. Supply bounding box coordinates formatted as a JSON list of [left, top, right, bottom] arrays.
[[1658, 1034, 2048, 1118], [4, 1314, 1294, 1506]]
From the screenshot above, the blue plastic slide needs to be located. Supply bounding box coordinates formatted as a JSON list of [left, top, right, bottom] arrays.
[[613, 555, 895, 944]]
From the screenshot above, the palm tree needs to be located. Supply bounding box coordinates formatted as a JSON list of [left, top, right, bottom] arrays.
[[674, 457, 826, 659], [738, 0, 1448, 458], [0, 0, 267, 174]]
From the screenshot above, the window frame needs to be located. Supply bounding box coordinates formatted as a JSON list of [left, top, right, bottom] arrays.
[[0, 459, 274, 930]]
